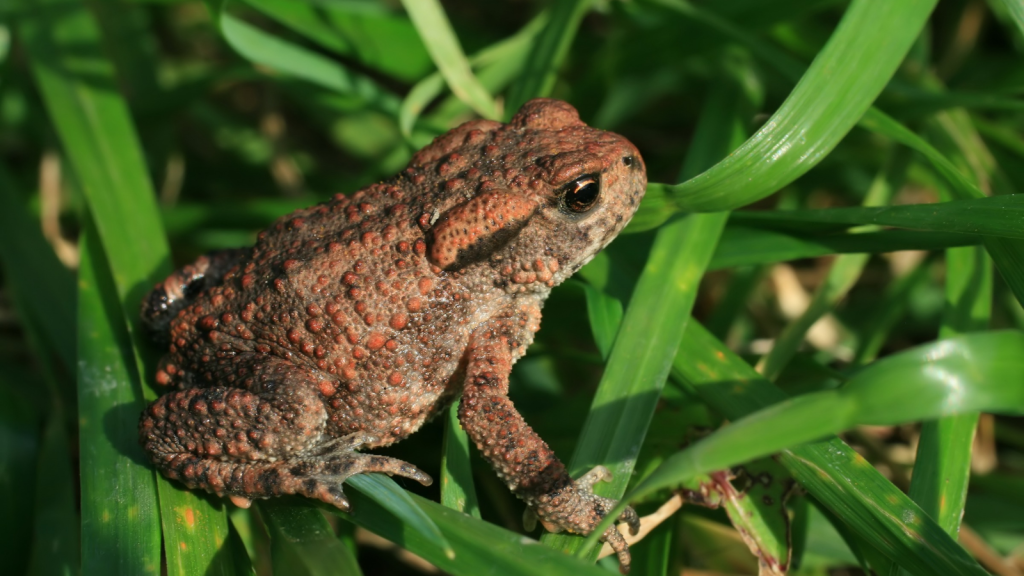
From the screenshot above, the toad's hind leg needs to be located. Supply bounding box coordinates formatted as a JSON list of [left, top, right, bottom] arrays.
[[141, 248, 247, 338], [138, 359, 431, 511]]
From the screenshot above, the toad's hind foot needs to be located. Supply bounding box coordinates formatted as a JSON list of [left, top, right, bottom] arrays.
[[289, 433, 433, 511]]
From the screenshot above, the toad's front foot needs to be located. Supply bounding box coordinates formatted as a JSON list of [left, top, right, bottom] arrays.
[[531, 466, 640, 573]]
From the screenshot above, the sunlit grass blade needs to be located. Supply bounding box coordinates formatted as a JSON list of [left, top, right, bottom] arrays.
[[206, 3, 400, 115], [347, 474, 453, 557], [400, 0, 499, 120], [858, 109, 1024, 306], [990, 0, 1024, 37], [505, 0, 592, 114], [400, 14, 545, 138], [441, 402, 481, 518], [709, 227, 977, 270], [19, 0, 237, 572], [894, 123, 997, 575], [582, 322, 997, 574], [729, 194, 1024, 239], [338, 490, 612, 576], [646, 0, 936, 211], [77, 228, 162, 576], [259, 501, 362, 576], [647, 329, 1024, 496]]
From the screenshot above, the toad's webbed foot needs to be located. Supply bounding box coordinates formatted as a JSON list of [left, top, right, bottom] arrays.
[[273, 432, 433, 511]]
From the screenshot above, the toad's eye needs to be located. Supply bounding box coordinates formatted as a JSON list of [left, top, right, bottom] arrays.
[[560, 175, 600, 214]]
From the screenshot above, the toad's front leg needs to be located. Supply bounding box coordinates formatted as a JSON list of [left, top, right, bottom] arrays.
[[457, 309, 640, 572]]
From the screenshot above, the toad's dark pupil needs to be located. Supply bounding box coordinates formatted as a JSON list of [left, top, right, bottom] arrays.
[[564, 177, 600, 213]]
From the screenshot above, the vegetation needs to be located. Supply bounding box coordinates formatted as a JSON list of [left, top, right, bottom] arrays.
[[2, 0, 1024, 574]]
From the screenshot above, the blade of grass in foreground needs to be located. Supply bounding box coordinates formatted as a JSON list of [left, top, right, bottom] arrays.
[[335, 490, 613, 576], [77, 227, 162, 576], [990, 0, 1024, 37], [709, 227, 979, 270], [19, 1, 236, 572], [893, 168, 995, 576], [400, 0, 499, 120], [645, 0, 936, 211], [727, 194, 1024, 239], [585, 319, 999, 569], [440, 401, 481, 518], [582, 324, 1017, 574], [259, 501, 362, 576]]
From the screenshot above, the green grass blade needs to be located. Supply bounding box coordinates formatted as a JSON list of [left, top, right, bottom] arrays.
[[441, 401, 481, 518], [893, 124, 997, 575], [647, 0, 936, 211], [259, 501, 362, 576], [210, 7, 400, 115], [709, 227, 978, 270], [582, 322, 995, 575], [19, 1, 237, 572], [77, 228, 162, 576], [400, 0, 499, 120], [338, 490, 614, 576], [728, 194, 1024, 239], [619, 329, 1024, 506], [400, 13, 545, 138], [241, 0, 432, 83], [347, 474, 454, 558], [990, 0, 1024, 37], [505, 0, 592, 115]]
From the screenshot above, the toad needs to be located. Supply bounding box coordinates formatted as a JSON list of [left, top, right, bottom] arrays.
[[139, 98, 646, 569]]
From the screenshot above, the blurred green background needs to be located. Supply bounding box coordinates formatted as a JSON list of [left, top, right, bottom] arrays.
[[2, 0, 1024, 575]]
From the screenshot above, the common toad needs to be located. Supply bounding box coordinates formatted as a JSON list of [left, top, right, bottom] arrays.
[[139, 99, 646, 569]]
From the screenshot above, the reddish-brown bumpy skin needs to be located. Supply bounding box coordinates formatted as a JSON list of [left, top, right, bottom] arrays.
[[139, 99, 646, 570]]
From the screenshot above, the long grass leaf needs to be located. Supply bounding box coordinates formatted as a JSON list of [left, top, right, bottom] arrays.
[[19, 1, 235, 572], [400, 0, 499, 120], [441, 401, 481, 518], [646, 0, 936, 211], [209, 6, 400, 115], [260, 501, 363, 576], [584, 322, 998, 575], [77, 227, 162, 576], [728, 194, 1024, 239], [710, 227, 978, 270], [338, 490, 614, 576], [505, 0, 592, 114]]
